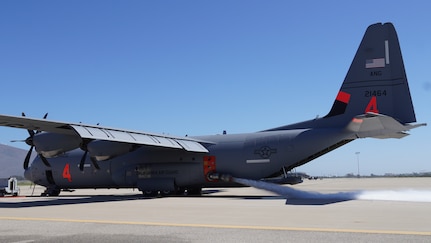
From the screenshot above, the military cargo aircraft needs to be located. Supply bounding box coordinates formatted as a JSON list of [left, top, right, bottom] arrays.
[[0, 22, 425, 196]]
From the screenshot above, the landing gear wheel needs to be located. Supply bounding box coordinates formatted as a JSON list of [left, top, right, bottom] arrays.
[[160, 190, 173, 197], [187, 187, 202, 196], [41, 187, 61, 197], [142, 190, 158, 197], [176, 187, 186, 196]]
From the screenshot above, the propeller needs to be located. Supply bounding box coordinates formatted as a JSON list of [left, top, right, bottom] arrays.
[[18, 113, 51, 169], [78, 142, 100, 171], [79, 150, 88, 171], [23, 139, 34, 170], [91, 157, 101, 170]]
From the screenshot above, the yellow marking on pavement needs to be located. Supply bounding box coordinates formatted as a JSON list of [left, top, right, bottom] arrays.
[[0, 216, 430, 236]]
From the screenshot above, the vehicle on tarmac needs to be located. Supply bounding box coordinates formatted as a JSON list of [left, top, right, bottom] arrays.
[[0, 177, 20, 197]]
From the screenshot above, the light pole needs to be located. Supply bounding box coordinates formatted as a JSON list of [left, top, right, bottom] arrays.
[[355, 152, 360, 178]]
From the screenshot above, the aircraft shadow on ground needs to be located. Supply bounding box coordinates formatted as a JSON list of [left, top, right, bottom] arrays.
[[204, 189, 355, 205], [0, 194, 153, 208], [226, 194, 353, 205], [284, 198, 352, 205], [0, 178, 359, 207], [0, 189, 224, 208], [0, 190, 353, 208]]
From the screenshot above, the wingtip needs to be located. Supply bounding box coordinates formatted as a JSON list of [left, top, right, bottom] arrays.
[[405, 123, 427, 130]]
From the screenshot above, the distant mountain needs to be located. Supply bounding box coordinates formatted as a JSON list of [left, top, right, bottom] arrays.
[[0, 144, 34, 178]]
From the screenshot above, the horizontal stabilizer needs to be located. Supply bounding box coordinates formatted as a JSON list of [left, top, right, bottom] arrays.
[[346, 112, 426, 139]]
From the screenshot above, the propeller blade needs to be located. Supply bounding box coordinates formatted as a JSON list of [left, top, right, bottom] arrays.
[[40, 154, 51, 167], [20, 113, 35, 137], [79, 150, 88, 171], [34, 113, 49, 134], [20, 112, 51, 169], [27, 129, 35, 137], [90, 157, 101, 170], [23, 145, 34, 170], [35, 113, 48, 134]]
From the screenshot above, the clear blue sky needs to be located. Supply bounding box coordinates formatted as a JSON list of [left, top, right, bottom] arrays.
[[0, 1, 429, 176]]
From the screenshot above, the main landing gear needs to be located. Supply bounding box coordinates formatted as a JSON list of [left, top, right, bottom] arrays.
[[41, 186, 61, 196]]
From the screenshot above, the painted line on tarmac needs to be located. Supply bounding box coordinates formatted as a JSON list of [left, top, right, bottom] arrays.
[[0, 216, 430, 236]]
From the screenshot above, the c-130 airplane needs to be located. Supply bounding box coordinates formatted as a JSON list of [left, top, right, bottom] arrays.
[[0, 22, 426, 196]]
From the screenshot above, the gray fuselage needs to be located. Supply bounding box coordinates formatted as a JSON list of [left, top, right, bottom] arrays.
[[25, 127, 350, 191]]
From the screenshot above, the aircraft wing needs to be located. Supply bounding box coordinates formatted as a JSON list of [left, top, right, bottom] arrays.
[[0, 114, 210, 153]]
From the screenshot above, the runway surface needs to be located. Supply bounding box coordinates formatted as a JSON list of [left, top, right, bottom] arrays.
[[1, 178, 431, 242]]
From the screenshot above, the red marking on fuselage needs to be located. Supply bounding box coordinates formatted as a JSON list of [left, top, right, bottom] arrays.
[[62, 163, 72, 182], [203, 156, 216, 182]]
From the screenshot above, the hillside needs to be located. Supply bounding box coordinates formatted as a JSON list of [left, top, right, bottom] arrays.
[[0, 144, 34, 178]]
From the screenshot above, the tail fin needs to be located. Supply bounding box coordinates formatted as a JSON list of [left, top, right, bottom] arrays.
[[326, 22, 416, 124], [266, 23, 425, 134]]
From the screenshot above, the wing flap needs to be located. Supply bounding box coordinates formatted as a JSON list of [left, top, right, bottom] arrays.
[[70, 124, 208, 152], [175, 139, 209, 153], [0, 114, 210, 153]]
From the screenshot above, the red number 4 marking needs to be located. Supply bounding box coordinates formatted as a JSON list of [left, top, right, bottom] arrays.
[[62, 163, 72, 182], [365, 96, 379, 113]]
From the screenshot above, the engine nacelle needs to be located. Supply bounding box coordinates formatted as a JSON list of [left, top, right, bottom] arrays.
[[33, 132, 81, 158], [87, 140, 134, 161]]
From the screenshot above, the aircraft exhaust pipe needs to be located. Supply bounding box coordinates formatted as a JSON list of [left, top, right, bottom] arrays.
[[206, 173, 219, 181], [207, 172, 233, 182]]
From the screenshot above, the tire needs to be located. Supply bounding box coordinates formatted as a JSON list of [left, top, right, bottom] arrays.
[[187, 187, 202, 196], [143, 190, 158, 197]]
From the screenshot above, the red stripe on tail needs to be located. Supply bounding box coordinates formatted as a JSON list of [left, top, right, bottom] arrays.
[[336, 91, 351, 104]]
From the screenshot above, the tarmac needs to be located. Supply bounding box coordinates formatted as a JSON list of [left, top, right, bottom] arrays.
[[1, 177, 431, 242]]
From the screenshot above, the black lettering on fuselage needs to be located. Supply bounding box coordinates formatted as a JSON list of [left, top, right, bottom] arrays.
[[370, 71, 382, 76]]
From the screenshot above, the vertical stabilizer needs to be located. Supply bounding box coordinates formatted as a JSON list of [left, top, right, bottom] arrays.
[[325, 22, 416, 124]]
